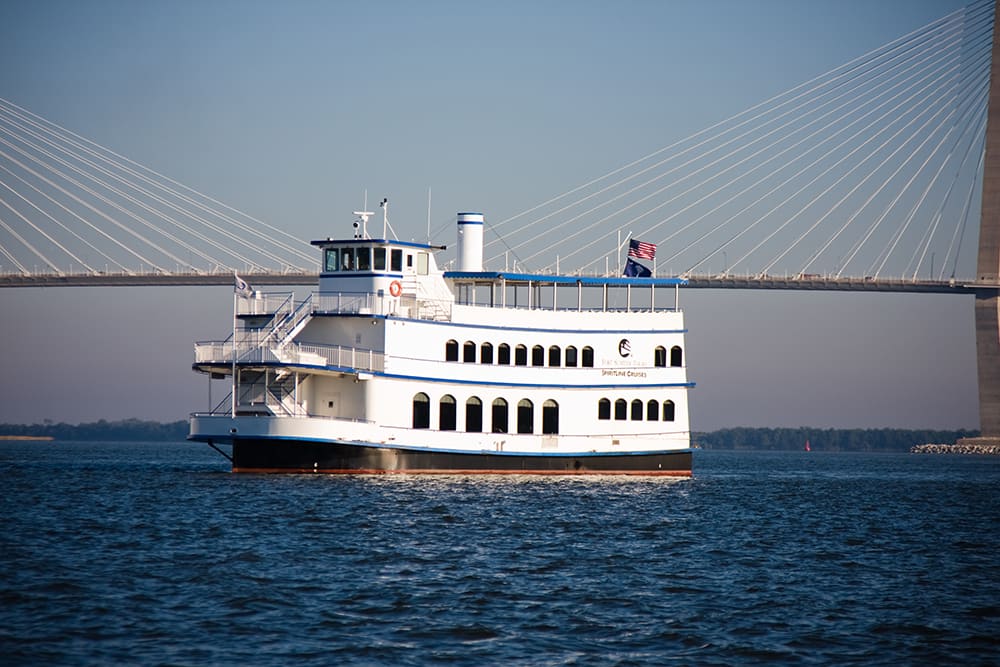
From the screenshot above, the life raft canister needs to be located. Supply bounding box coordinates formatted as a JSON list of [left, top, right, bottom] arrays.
[[389, 280, 402, 297]]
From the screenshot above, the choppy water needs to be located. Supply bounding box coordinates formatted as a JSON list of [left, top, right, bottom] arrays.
[[1, 442, 998, 665]]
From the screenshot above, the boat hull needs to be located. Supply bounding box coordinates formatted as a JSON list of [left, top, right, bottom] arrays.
[[226, 438, 692, 476]]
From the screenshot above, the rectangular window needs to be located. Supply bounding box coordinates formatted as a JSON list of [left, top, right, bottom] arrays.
[[374, 248, 386, 271], [357, 247, 371, 271], [417, 253, 428, 275], [341, 248, 354, 271], [324, 249, 339, 272], [391, 249, 403, 272]]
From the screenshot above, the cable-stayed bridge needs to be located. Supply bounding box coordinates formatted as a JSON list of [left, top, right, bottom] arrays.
[[0, 0, 995, 293], [0, 0, 998, 435]]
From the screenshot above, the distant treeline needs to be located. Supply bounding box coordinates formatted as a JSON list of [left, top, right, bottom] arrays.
[[694, 427, 979, 452], [0, 420, 979, 450], [0, 419, 188, 442]]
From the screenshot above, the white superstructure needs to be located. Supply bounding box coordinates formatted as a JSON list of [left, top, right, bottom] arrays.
[[189, 209, 694, 474]]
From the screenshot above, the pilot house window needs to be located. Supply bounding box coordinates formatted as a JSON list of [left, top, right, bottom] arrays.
[[324, 249, 339, 272]]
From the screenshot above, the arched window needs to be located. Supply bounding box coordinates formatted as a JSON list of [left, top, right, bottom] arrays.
[[614, 399, 627, 420], [631, 399, 643, 421], [670, 346, 683, 367], [440, 395, 457, 430], [647, 399, 659, 421], [517, 399, 534, 434], [515, 345, 528, 366], [480, 343, 494, 364], [466, 397, 483, 432], [582, 346, 595, 367], [548, 346, 561, 367], [663, 400, 676, 422], [565, 346, 578, 367], [412, 393, 430, 429], [498, 343, 511, 365], [492, 398, 509, 433], [463, 341, 476, 363], [598, 398, 611, 420], [542, 400, 559, 434], [445, 340, 459, 362], [531, 345, 545, 367], [654, 346, 667, 368]]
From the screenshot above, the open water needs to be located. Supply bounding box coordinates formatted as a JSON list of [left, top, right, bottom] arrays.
[[1, 442, 998, 666]]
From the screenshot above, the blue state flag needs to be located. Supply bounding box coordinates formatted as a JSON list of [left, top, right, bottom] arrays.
[[623, 257, 651, 277]]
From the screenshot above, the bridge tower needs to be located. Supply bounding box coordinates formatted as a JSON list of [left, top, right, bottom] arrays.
[[973, 3, 1000, 441]]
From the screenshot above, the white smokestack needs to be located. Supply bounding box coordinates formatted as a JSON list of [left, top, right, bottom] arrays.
[[456, 212, 484, 271]]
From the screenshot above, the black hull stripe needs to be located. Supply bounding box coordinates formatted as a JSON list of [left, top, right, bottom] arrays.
[[229, 438, 692, 476]]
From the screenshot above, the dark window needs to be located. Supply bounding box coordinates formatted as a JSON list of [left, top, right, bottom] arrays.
[[631, 399, 643, 421], [670, 346, 683, 367], [542, 400, 559, 435], [654, 346, 667, 368], [498, 344, 511, 365], [647, 399, 659, 421], [517, 399, 534, 434], [614, 399, 627, 420], [531, 345, 544, 367], [341, 248, 354, 270], [373, 248, 386, 270], [582, 346, 594, 367], [515, 345, 528, 366], [445, 340, 459, 362], [663, 400, 676, 422], [440, 395, 456, 431], [356, 247, 371, 271], [413, 393, 430, 429], [391, 249, 403, 271], [406, 254, 413, 268], [480, 343, 493, 364], [466, 397, 483, 432], [548, 346, 561, 367], [463, 341, 476, 363], [565, 346, 578, 367], [598, 398, 611, 420], [492, 398, 508, 433]]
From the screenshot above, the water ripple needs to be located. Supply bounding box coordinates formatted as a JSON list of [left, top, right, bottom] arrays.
[[1, 444, 998, 665]]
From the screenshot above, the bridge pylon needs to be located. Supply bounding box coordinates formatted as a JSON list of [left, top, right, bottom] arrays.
[[971, 0, 1000, 442]]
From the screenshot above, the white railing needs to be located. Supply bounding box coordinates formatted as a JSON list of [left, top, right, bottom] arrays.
[[237, 292, 294, 317], [194, 340, 384, 372], [311, 291, 452, 321]]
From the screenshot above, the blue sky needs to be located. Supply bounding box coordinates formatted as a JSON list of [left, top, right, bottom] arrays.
[[0, 0, 981, 430]]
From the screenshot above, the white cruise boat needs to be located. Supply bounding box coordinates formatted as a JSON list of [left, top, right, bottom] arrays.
[[189, 210, 694, 475]]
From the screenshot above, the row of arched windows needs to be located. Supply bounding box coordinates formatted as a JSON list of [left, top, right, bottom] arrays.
[[413, 393, 560, 434], [444, 341, 683, 368], [598, 398, 676, 422]]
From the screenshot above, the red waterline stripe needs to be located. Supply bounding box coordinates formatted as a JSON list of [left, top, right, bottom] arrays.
[[232, 467, 691, 477]]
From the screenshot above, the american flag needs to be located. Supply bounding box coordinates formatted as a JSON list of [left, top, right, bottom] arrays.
[[628, 239, 656, 260]]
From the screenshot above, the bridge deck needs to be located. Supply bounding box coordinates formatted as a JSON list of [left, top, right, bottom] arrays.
[[1, 271, 996, 294]]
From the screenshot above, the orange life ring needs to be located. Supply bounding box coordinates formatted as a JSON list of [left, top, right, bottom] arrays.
[[389, 280, 402, 297]]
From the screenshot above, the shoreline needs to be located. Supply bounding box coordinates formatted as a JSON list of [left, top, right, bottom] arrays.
[[911, 438, 1000, 455]]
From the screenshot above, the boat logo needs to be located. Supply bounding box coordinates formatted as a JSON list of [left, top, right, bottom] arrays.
[[618, 338, 631, 358]]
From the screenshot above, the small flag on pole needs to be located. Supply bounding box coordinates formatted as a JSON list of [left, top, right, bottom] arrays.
[[628, 239, 656, 260], [623, 257, 652, 277], [234, 272, 252, 298]]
